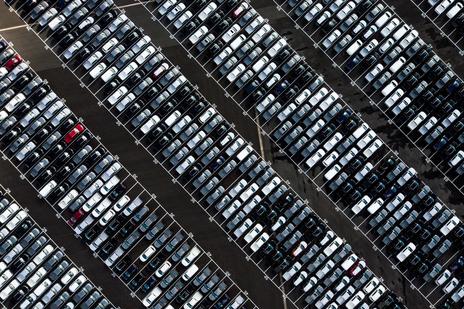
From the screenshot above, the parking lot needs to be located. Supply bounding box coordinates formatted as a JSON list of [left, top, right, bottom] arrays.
[[0, 0, 464, 308]]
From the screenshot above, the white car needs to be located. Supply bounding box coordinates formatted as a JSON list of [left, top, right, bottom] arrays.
[[182, 264, 199, 281], [99, 209, 115, 226], [100, 176, 120, 195], [250, 233, 269, 252], [451, 285, 464, 302], [63, 41, 83, 60], [48, 14, 66, 31], [184, 291, 202, 309], [369, 285, 386, 302], [140, 245, 156, 262], [407, 111, 427, 130], [118, 62, 138, 81], [283, 262, 302, 281], [346, 291, 365, 309], [363, 278, 380, 294], [89, 62, 107, 79], [243, 224, 263, 243], [303, 276, 318, 292], [166, 3, 186, 21], [39, 181, 57, 198], [181, 246, 200, 267], [293, 271, 308, 286], [396, 243, 416, 262], [351, 196, 371, 215], [114, 195, 130, 212], [140, 115, 161, 135], [101, 67, 119, 82], [0, 279, 19, 301], [367, 198, 384, 215], [436, 270, 452, 286], [158, 0, 177, 15], [440, 216, 459, 236], [198, 2, 217, 21], [173, 11, 193, 29], [447, 2, 463, 19], [443, 278, 460, 294], [450, 150, 464, 167], [291, 241, 307, 257], [323, 29, 342, 49], [435, 0, 453, 14], [68, 275, 87, 293], [323, 237, 343, 256], [341, 254, 358, 270], [189, 26, 208, 45], [38, 8, 58, 27], [234, 218, 252, 238], [107, 86, 128, 105], [305, 149, 326, 168], [142, 287, 162, 307], [84, 51, 106, 70]]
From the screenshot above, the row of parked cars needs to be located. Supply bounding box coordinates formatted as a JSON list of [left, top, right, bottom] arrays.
[[0, 188, 116, 309], [420, 0, 464, 50], [281, 0, 464, 184], [145, 0, 464, 305], [0, 33, 254, 309], [1, 0, 408, 308]]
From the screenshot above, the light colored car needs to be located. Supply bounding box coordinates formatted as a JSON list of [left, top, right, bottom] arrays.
[[39, 181, 57, 198], [396, 243, 416, 262], [184, 291, 202, 309], [181, 246, 201, 267], [346, 291, 365, 309], [142, 287, 162, 307], [306, 149, 326, 168], [369, 285, 386, 302], [451, 285, 464, 302], [140, 245, 156, 262], [436, 270, 452, 286], [99, 209, 115, 226], [107, 86, 128, 105], [351, 196, 371, 215], [244, 223, 263, 243], [63, 41, 83, 60], [293, 271, 308, 286], [68, 275, 87, 293], [158, 0, 177, 15], [189, 26, 208, 45], [341, 254, 358, 270], [182, 264, 199, 281], [101, 66, 119, 82], [89, 63, 107, 79], [450, 150, 464, 167], [100, 176, 119, 195], [447, 2, 464, 18], [440, 216, 459, 236], [407, 111, 427, 130], [444, 278, 460, 294], [283, 262, 302, 281], [38, 8, 58, 27], [250, 233, 269, 252], [166, 3, 186, 21]]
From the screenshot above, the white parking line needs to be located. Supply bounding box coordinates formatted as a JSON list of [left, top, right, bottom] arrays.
[[0, 24, 28, 32]]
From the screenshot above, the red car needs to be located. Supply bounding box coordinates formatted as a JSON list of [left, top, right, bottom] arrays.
[[67, 209, 85, 227], [64, 123, 85, 144], [5, 54, 22, 71]]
